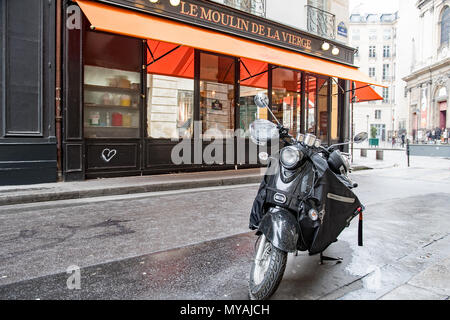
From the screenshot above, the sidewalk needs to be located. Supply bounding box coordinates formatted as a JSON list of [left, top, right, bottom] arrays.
[[0, 168, 263, 207], [2, 149, 448, 207]]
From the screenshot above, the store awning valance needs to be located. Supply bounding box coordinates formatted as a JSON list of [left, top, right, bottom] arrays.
[[76, 0, 384, 89]]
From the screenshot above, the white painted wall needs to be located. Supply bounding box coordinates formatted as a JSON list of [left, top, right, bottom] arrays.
[[265, 0, 308, 30]]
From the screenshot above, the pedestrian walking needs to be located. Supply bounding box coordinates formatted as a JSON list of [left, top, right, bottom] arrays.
[[401, 133, 406, 148]]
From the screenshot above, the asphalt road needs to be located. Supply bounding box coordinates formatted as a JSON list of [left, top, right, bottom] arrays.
[[0, 157, 449, 300]]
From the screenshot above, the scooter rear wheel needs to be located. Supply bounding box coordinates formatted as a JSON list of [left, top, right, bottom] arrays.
[[249, 236, 287, 300]]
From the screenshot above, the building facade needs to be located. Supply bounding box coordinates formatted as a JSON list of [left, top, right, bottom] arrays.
[[0, 0, 57, 185], [212, 0, 350, 44], [349, 12, 399, 142], [1, 0, 371, 185], [403, 0, 450, 143]]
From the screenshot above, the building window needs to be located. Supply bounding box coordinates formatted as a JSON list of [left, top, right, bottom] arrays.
[[382, 64, 390, 81], [369, 29, 377, 41], [352, 29, 360, 41], [306, 1, 336, 39], [441, 6, 450, 45], [369, 67, 376, 78], [369, 46, 376, 58], [382, 87, 389, 103], [222, 0, 267, 17], [375, 110, 382, 119], [383, 45, 390, 58], [383, 28, 392, 40]]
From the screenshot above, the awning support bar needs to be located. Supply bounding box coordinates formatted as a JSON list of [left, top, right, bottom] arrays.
[[146, 44, 182, 67], [240, 59, 252, 78], [239, 65, 278, 83]]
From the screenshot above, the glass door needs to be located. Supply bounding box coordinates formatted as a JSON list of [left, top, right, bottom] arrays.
[[199, 52, 236, 139]]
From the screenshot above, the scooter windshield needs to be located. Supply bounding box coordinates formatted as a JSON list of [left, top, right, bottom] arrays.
[[249, 119, 279, 146]]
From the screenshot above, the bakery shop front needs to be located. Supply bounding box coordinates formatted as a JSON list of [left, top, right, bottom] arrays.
[[62, 0, 382, 181]]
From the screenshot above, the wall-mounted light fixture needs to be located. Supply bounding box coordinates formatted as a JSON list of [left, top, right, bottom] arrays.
[[149, 0, 159, 3], [170, 0, 181, 6], [332, 47, 340, 56], [321, 42, 330, 51]]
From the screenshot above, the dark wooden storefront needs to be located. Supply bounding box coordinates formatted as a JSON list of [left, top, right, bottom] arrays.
[[62, 0, 353, 181], [0, 0, 57, 185]]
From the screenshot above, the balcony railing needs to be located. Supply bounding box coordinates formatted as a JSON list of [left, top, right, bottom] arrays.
[[220, 0, 267, 17], [306, 5, 336, 40]]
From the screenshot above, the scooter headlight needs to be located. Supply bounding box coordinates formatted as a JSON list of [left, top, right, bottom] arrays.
[[280, 146, 302, 169]]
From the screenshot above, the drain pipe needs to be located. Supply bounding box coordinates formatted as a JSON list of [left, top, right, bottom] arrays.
[[55, 0, 63, 181]]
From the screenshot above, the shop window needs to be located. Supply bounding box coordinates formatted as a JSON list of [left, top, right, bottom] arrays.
[[83, 31, 141, 139], [239, 58, 268, 136], [272, 67, 301, 135], [305, 75, 317, 134], [316, 78, 329, 142], [200, 52, 236, 139], [146, 40, 194, 139]]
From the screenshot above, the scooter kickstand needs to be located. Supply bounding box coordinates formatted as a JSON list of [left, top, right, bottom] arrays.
[[319, 252, 343, 265]]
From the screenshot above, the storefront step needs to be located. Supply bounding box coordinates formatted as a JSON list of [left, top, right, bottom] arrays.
[[0, 169, 263, 207]]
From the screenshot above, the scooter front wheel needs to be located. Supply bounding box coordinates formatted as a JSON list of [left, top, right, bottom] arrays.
[[249, 235, 287, 300]]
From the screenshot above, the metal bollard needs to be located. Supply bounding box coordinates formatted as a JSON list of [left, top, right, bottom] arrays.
[[360, 149, 367, 157], [376, 150, 384, 160]]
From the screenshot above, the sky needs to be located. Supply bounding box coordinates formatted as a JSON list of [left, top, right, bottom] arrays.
[[349, 0, 400, 15]]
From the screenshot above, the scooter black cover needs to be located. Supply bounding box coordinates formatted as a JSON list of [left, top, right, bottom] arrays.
[[249, 151, 362, 254], [306, 152, 362, 254]]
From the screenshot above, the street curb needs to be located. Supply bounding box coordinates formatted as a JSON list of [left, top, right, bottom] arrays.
[[351, 165, 373, 171], [0, 175, 263, 207]]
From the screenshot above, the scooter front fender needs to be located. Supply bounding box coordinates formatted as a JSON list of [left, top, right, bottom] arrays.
[[258, 207, 300, 253]]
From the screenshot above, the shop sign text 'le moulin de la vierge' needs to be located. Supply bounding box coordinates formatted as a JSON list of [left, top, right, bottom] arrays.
[[99, 0, 353, 64], [178, 1, 312, 50]]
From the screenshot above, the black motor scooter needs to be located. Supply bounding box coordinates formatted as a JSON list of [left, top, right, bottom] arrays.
[[248, 93, 367, 300]]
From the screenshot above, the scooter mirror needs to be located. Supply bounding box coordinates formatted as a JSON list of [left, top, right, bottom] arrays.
[[354, 132, 368, 143], [254, 92, 269, 109]]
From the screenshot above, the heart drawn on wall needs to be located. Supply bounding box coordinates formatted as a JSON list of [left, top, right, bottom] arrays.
[[101, 149, 117, 163]]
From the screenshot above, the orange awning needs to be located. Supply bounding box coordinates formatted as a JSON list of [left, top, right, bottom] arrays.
[[146, 40, 194, 79], [351, 81, 383, 103], [76, 0, 384, 89]]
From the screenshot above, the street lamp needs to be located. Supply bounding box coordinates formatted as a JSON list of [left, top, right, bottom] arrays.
[[366, 115, 370, 134]]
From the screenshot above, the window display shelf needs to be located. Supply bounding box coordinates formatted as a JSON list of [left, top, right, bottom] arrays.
[[84, 104, 139, 110], [84, 84, 140, 95], [85, 126, 139, 129]]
